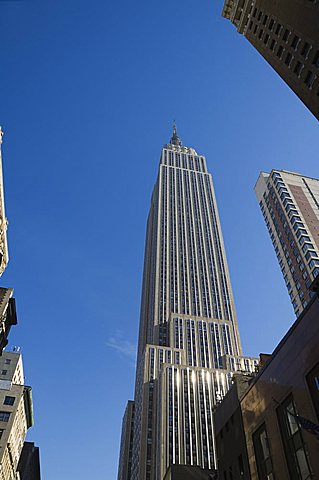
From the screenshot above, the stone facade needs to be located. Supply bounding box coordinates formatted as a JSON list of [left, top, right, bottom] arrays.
[[0, 352, 34, 480], [215, 278, 319, 479], [222, 0, 319, 120]]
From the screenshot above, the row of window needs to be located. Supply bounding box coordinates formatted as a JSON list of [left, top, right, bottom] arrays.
[[159, 165, 235, 323], [222, 390, 315, 480], [147, 346, 180, 381], [253, 395, 312, 480], [248, 9, 319, 94], [259, 172, 319, 314], [173, 317, 234, 370], [0, 397, 15, 423], [162, 149, 207, 173], [271, 172, 319, 277], [165, 366, 230, 471], [260, 189, 308, 315]]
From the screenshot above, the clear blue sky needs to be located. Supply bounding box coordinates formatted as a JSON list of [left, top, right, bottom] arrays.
[[0, 0, 318, 478]]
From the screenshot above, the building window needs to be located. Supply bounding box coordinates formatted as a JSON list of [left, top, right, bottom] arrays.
[[277, 396, 312, 480], [277, 45, 284, 58], [305, 250, 318, 260], [1, 370, 7, 376], [3, 396, 15, 406], [301, 42, 311, 58], [268, 18, 274, 30], [275, 23, 282, 36], [306, 362, 319, 420], [0, 429, 4, 438], [238, 454, 245, 477], [270, 39, 276, 51], [291, 35, 300, 49], [4, 359, 11, 365], [0, 412, 10, 422], [282, 29, 290, 42], [285, 52, 293, 66], [253, 423, 274, 480], [312, 51, 319, 67], [304, 71, 315, 88], [313, 268, 319, 278], [294, 61, 303, 76]]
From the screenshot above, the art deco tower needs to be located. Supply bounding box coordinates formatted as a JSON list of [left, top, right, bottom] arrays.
[[118, 126, 257, 480]]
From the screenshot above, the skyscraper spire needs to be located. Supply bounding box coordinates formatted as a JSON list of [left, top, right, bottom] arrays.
[[170, 121, 182, 146]]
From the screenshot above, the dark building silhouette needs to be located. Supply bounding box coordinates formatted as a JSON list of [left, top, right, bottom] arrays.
[[222, 0, 319, 120], [118, 401, 135, 480], [164, 465, 217, 480], [17, 442, 41, 480], [0, 288, 17, 354], [215, 375, 253, 480]]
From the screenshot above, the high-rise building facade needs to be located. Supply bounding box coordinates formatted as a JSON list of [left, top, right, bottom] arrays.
[[222, 0, 319, 120], [255, 169, 319, 316], [118, 126, 257, 480]]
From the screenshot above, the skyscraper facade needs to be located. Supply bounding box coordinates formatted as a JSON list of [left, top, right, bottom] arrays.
[[0, 128, 9, 276], [255, 169, 319, 316], [118, 127, 257, 480], [222, 0, 319, 120]]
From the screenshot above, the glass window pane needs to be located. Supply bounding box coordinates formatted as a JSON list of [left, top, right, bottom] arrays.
[[296, 449, 311, 479]]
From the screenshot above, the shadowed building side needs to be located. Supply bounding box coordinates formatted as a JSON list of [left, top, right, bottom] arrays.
[[17, 442, 41, 480], [118, 401, 135, 480], [0, 289, 17, 355], [222, 0, 319, 120], [215, 277, 319, 479]]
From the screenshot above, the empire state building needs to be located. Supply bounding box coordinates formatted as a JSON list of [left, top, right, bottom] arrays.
[[117, 126, 256, 480]]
